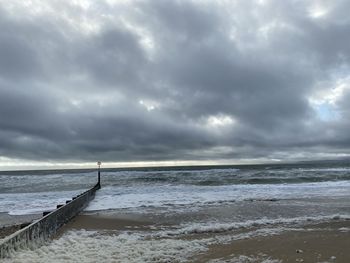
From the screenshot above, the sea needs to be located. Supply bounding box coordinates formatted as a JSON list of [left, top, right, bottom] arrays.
[[1, 162, 350, 262]]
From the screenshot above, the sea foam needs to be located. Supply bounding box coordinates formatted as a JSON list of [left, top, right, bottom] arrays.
[[3, 230, 208, 263], [156, 214, 350, 237], [85, 180, 350, 212]]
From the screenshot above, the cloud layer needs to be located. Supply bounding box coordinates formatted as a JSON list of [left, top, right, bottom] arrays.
[[1, 0, 350, 166]]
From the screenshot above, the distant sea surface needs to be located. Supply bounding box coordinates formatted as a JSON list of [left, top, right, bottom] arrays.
[[1, 162, 350, 217], [2, 162, 350, 261]]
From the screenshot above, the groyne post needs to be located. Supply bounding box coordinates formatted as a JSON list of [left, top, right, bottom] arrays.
[[97, 161, 101, 188], [0, 168, 102, 258]]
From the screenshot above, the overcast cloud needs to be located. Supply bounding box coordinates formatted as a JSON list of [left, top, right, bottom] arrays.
[[1, 0, 350, 168]]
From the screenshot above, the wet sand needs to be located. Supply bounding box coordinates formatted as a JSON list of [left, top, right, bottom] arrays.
[[195, 221, 350, 262], [62, 213, 350, 262]]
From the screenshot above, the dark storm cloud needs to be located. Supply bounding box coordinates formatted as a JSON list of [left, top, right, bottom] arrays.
[[78, 27, 149, 88], [1, 0, 350, 165], [0, 9, 42, 80]]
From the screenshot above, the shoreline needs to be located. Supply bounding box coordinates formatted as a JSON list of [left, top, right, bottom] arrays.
[[58, 213, 154, 235], [195, 221, 350, 262], [58, 212, 350, 262]]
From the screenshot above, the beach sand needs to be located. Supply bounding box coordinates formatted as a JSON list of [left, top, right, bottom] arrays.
[[195, 221, 350, 262], [60, 213, 350, 262]]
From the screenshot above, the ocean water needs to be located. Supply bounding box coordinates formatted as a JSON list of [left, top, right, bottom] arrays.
[[2, 162, 350, 261]]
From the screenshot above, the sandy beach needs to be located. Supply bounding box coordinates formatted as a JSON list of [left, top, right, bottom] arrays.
[[2, 0, 350, 260], [57, 212, 350, 262], [2, 166, 350, 262], [196, 221, 350, 262]]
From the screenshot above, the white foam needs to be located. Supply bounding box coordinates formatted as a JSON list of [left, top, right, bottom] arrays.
[[4, 178, 350, 215], [85, 180, 350, 212], [157, 214, 350, 237], [114, 167, 240, 175], [338, 227, 350, 232], [2, 167, 350, 216], [2, 168, 350, 216], [0, 190, 84, 215], [6, 213, 348, 262], [3, 230, 209, 263], [3, 227, 292, 262], [294, 167, 350, 172], [209, 254, 282, 263]]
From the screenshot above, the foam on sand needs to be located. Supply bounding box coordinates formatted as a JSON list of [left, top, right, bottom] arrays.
[[208, 254, 282, 263], [3, 230, 209, 263], [5, 215, 350, 262], [158, 214, 350, 237]]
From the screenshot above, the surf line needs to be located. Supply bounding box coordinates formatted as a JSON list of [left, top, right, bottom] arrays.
[[0, 162, 102, 258]]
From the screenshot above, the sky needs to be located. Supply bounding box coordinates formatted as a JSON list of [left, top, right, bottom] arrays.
[[1, 0, 350, 170]]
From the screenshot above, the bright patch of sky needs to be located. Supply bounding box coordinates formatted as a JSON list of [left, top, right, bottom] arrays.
[[307, 1, 332, 19], [139, 99, 160, 111], [314, 104, 339, 121], [309, 75, 350, 121], [206, 114, 235, 127]]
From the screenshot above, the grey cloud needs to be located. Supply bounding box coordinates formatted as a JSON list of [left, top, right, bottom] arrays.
[[0, 0, 350, 165], [139, 0, 222, 41], [77, 28, 148, 88]]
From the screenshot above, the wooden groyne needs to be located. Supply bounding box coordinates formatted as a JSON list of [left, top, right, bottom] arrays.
[[0, 180, 100, 258]]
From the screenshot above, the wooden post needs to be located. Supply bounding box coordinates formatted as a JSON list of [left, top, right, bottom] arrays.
[[97, 161, 101, 187]]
